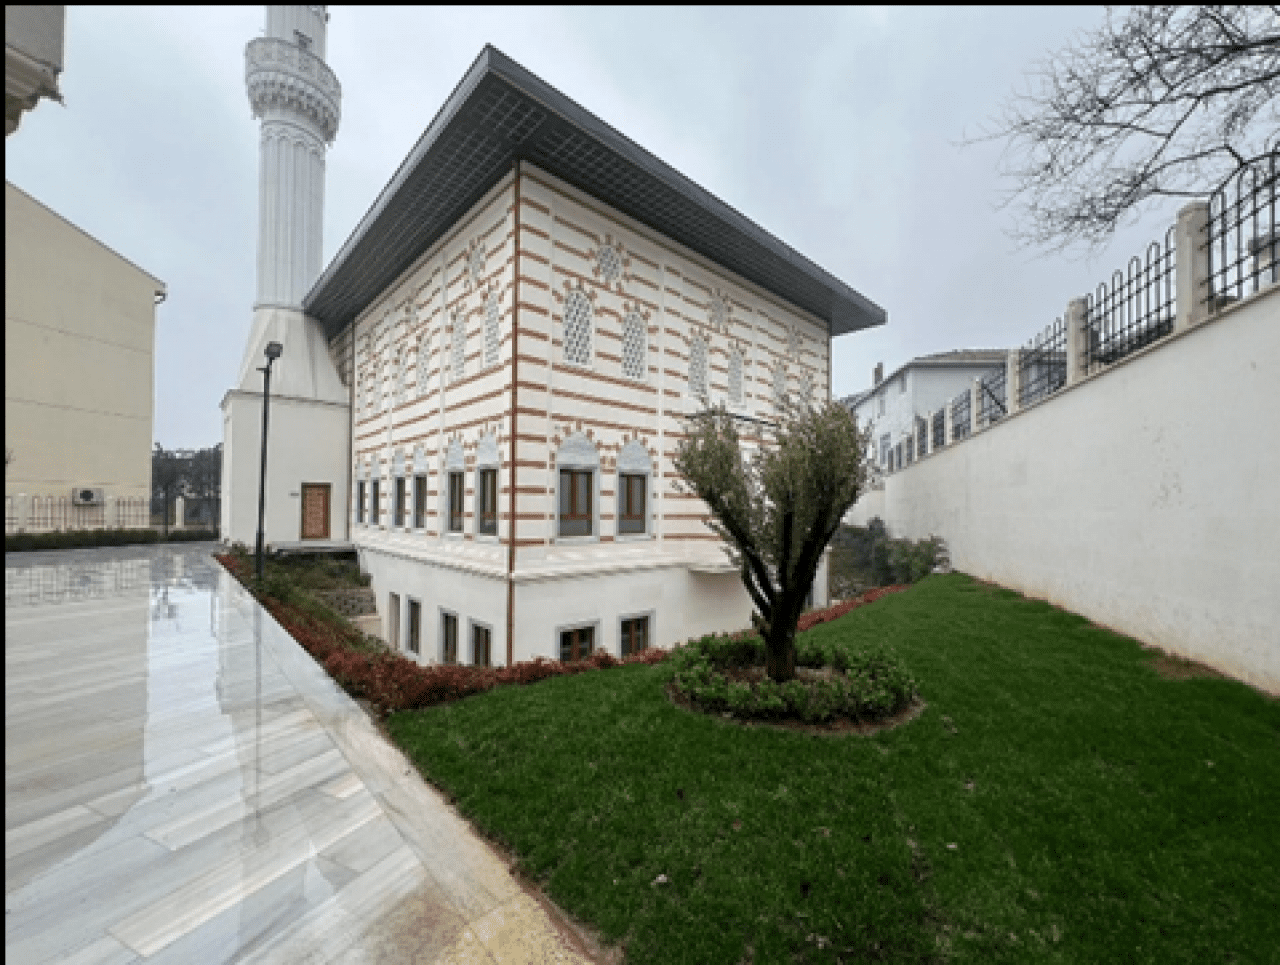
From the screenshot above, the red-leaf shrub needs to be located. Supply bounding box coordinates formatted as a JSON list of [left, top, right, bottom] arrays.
[[797, 585, 909, 632]]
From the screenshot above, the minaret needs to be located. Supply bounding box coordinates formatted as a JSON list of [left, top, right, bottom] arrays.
[[221, 6, 350, 547]]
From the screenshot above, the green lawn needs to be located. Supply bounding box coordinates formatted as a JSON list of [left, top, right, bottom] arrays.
[[387, 574, 1279, 964]]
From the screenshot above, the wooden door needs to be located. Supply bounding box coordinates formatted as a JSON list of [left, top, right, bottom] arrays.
[[300, 483, 331, 540]]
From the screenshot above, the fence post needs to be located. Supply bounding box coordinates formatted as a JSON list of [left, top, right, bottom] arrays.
[[1006, 350, 1021, 415], [970, 379, 981, 434], [1066, 296, 1088, 385], [944, 402, 954, 444], [1175, 200, 1211, 332]]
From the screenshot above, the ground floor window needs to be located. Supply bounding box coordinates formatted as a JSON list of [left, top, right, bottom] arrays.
[[356, 480, 366, 524], [473, 623, 491, 667], [441, 611, 458, 664], [371, 479, 381, 527], [408, 598, 421, 654], [620, 615, 648, 656], [393, 477, 405, 527], [413, 474, 427, 528], [388, 592, 400, 649], [559, 624, 594, 662]]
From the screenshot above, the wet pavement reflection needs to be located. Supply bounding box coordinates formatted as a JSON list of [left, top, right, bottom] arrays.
[[5, 544, 596, 964]]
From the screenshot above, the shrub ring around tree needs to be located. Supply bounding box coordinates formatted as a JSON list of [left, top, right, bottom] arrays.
[[665, 628, 922, 735]]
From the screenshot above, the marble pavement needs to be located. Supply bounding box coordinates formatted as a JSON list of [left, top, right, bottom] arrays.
[[5, 543, 600, 964]]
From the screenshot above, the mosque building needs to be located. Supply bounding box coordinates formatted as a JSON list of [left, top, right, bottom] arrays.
[[221, 6, 886, 666]]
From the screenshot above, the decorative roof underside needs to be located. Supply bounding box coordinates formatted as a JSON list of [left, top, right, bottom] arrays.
[[304, 46, 885, 340]]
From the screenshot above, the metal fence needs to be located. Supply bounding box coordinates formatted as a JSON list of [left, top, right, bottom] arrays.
[[5, 558, 152, 607], [951, 390, 971, 442], [931, 409, 945, 451], [1019, 317, 1068, 407], [1207, 153, 1278, 309], [1085, 226, 1177, 370], [6, 495, 154, 534], [915, 417, 928, 458], [977, 367, 1007, 427]]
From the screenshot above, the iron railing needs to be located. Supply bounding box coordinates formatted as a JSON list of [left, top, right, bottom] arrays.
[[951, 390, 971, 442], [1019, 318, 1068, 407], [931, 409, 945, 451], [916, 417, 928, 458], [1206, 153, 1278, 309], [6, 495, 155, 534], [4, 558, 152, 607], [977, 367, 1007, 427], [1086, 227, 1176, 370]]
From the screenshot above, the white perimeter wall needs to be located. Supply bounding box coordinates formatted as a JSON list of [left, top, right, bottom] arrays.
[[849, 288, 1280, 694]]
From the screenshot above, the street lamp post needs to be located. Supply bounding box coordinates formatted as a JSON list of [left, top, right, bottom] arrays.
[[254, 341, 283, 580]]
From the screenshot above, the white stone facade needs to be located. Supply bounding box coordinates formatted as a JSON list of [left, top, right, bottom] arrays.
[[340, 164, 832, 664]]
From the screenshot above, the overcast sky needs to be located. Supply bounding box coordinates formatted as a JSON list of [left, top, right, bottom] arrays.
[[6, 6, 1192, 449]]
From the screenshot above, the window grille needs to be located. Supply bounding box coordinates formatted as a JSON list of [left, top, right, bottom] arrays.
[[394, 349, 406, 406], [482, 295, 500, 368], [563, 290, 592, 365], [468, 243, 486, 288], [773, 362, 787, 411], [597, 244, 622, 284], [688, 336, 708, 399], [622, 311, 646, 379], [727, 349, 743, 406], [417, 332, 431, 395], [709, 295, 728, 329], [450, 312, 466, 382]]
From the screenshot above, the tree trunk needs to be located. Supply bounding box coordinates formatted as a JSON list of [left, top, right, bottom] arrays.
[[765, 629, 796, 682]]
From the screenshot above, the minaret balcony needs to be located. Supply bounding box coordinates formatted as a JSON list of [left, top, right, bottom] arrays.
[[245, 36, 341, 143]]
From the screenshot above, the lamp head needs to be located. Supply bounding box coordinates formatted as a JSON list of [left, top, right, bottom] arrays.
[[264, 341, 283, 361]]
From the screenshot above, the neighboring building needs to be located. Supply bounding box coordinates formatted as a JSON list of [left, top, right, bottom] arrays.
[[5, 181, 166, 503], [5, 5, 64, 136], [221, 8, 886, 665], [843, 350, 1007, 472]]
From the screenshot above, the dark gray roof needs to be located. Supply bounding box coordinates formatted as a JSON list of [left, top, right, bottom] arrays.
[[304, 45, 885, 340]]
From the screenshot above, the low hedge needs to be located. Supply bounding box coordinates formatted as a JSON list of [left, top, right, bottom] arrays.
[[5, 528, 219, 552], [668, 586, 918, 724]]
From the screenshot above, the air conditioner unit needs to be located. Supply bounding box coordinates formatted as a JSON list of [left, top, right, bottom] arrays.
[[72, 487, 104, 506]]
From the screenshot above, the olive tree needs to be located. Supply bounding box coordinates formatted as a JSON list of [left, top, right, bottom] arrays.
[[674, 401, 869, 682]]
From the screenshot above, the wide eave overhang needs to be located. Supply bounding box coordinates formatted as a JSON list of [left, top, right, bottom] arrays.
[[304, 46, 886, 340]]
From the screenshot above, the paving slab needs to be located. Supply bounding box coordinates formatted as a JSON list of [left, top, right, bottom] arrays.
[[6, 543, 602, 964]]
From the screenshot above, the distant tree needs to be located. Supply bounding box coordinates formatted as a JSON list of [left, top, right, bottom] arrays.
[[187, 444, 222, 525], [674, 402, 869, 683], [972, 5, 1280, 251], [151, 445, 186, 536]]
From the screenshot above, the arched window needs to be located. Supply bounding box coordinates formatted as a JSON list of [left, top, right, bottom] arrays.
[[563, 290, 592, 366], [727, 348, 744, 407], [450, 311, 466, 383], [483, 294, 500, 368], [689, 335, 708, 400], [417, 331, 431, 395], [556, 432, 598, 538], [621, 311, 646, 380], [475, 433, 500, 537], [617, 440, 651, 537]]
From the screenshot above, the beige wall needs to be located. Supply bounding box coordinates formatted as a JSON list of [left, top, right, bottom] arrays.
[[5, 181, 163, 499]]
